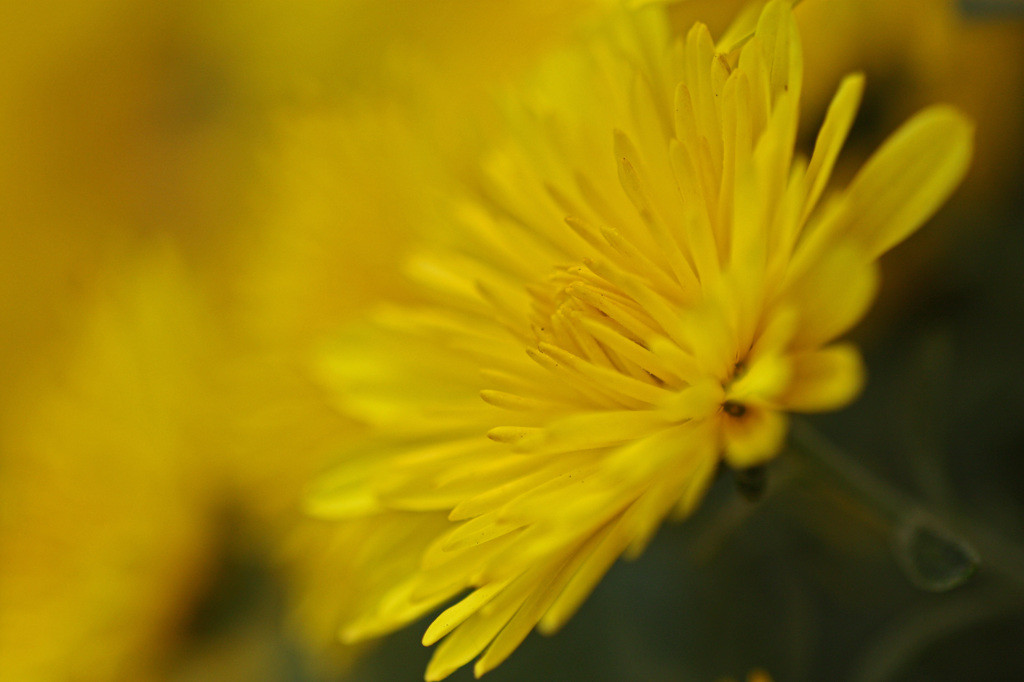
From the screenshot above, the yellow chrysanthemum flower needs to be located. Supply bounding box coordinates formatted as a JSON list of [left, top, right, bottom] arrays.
[[310, 1, 972, 679]]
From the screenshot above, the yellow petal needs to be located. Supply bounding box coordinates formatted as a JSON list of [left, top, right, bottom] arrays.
[[717, 0, 808, 56], [535, 342, 669, 407], [780, 343, 865, 412], [721, 406, 788, 468], [717, 1, 767, 54], [424, 564, 547, 681], [603, 422, 704, 484], [422, 579, 511, 647], [753, 0, 803, 106], [836, 106, 974, 259], [802, 73, 865, 224], [621, 425, 720, 556], [425, 603, 516, 681], [672, 444, 720, 520], [304, 459, 383, 518], [726, 352, 791, 406], [537, 512, 632, 635], [440, 512, 524, 554], [540, 409, 673, 453], [341, 575, 452, 644], [786, 243, 879, 349], [474, 526, 608, 677], [576, 316, 685, 387], [660, 378, 724, 422]]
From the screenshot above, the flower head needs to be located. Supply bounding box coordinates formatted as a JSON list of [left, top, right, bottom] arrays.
[[310, 1, 973, 678]]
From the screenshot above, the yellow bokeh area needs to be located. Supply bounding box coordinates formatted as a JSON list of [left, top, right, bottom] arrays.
[[0, 1, 598, 680], [0, 249, 219, 680], [1, 1, 1023, 681]]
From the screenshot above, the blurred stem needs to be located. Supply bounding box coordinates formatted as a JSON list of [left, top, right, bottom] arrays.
[[689, 457, 798, 563], [789, 418, 1024, 591], [853, 584, 1024, 682]]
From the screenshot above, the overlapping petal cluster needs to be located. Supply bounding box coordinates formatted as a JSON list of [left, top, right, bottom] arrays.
[[310, 2, 972, 679]]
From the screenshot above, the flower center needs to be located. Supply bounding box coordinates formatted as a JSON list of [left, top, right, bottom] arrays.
[[525, 265, 680, 390]]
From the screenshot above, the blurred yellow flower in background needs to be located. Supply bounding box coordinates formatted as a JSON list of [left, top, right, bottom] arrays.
[[309, 1, 972, 678], [0, 248, 221, 681], [0, 0, 610, 680]]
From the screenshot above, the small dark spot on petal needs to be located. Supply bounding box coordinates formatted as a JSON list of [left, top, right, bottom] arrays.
[[723, 401, 747, 418]]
